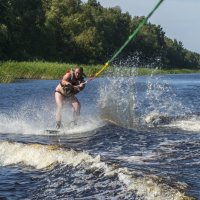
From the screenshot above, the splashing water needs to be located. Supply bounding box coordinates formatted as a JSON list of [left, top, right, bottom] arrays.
[[97, 59, 194, 129], [0, 96, 102, 135], [98, 66, 137, 128], [142, 74, 193, 124]]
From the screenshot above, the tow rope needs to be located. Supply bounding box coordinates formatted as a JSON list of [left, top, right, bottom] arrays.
[[86, 0, 164, 83]]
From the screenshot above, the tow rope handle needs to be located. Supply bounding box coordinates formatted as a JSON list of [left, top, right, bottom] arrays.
[[85, 0, 164, 83]]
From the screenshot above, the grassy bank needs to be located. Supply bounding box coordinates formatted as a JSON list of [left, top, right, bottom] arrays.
[[0, 61, 101, 83], [136, 67, 200, 76], [1, 61, 200, 83]]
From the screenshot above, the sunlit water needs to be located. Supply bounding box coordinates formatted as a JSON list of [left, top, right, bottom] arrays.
[[0, 73, 200, 199]]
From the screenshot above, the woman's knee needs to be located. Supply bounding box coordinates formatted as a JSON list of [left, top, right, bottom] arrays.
[[72, 101, 80, 111], [55, 94, 63, 107]]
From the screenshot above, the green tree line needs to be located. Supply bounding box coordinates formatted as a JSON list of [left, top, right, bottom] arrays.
[[0, 0, 200, 68]]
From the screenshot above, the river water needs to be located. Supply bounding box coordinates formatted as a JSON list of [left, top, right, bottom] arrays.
[[0, 73, 200, 200]]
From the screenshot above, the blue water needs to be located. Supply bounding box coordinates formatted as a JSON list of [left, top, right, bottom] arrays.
[[0, 74, 200, 200]]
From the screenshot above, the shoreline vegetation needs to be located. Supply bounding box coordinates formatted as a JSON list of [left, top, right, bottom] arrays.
[[1, 0, 200, 68], [1, 61, 200, 83]]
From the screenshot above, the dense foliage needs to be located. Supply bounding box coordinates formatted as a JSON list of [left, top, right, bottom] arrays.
[[0, 0, 200, 68]]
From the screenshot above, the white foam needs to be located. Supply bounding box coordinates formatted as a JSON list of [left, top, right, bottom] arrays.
[[166, 117, 200, 132], [0, 115, 40, 134], [60, 118, 105, 135], [0, 141, 94, 169], [0, 141, 192, 200], [0, 112, 104, 135], [117, 152, 159, 164]]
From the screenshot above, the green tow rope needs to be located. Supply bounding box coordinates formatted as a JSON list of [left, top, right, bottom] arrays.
[[94, 0, 164, 78]]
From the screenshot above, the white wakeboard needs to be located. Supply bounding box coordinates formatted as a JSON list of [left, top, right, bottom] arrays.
[[44, 119, 116, 135], [44, 129, 61, 135], [44, 121, 78, 135]]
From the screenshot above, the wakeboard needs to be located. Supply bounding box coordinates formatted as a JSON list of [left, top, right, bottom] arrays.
[[44, 129, 61, 135], [44, 121, 78, 135]]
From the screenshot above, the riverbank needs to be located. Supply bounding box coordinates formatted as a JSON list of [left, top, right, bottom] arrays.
[[0, 61, 100, 83], [1, 61, 200, 83]]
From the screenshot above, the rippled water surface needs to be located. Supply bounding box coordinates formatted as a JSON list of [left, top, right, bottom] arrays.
[[0, 74, 200, 200]]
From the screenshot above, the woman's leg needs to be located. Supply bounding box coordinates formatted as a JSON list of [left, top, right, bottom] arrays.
[[70, 96, 81, 123], [55, 92, 64, 128]]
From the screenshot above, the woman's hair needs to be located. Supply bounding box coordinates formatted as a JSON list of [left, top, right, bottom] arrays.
[[75, 67, 83, 73], [75, 67, 86, 77]]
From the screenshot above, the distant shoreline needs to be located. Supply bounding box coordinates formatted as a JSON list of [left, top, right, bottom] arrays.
[[1, 61, 200, 83]]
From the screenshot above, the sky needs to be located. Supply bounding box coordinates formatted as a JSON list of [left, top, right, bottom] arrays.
[[82, 0, 200, 54]]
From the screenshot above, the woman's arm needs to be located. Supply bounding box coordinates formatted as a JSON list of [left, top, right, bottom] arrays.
[[73, 82, 85, 92], [60, 72, 71, 86]]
